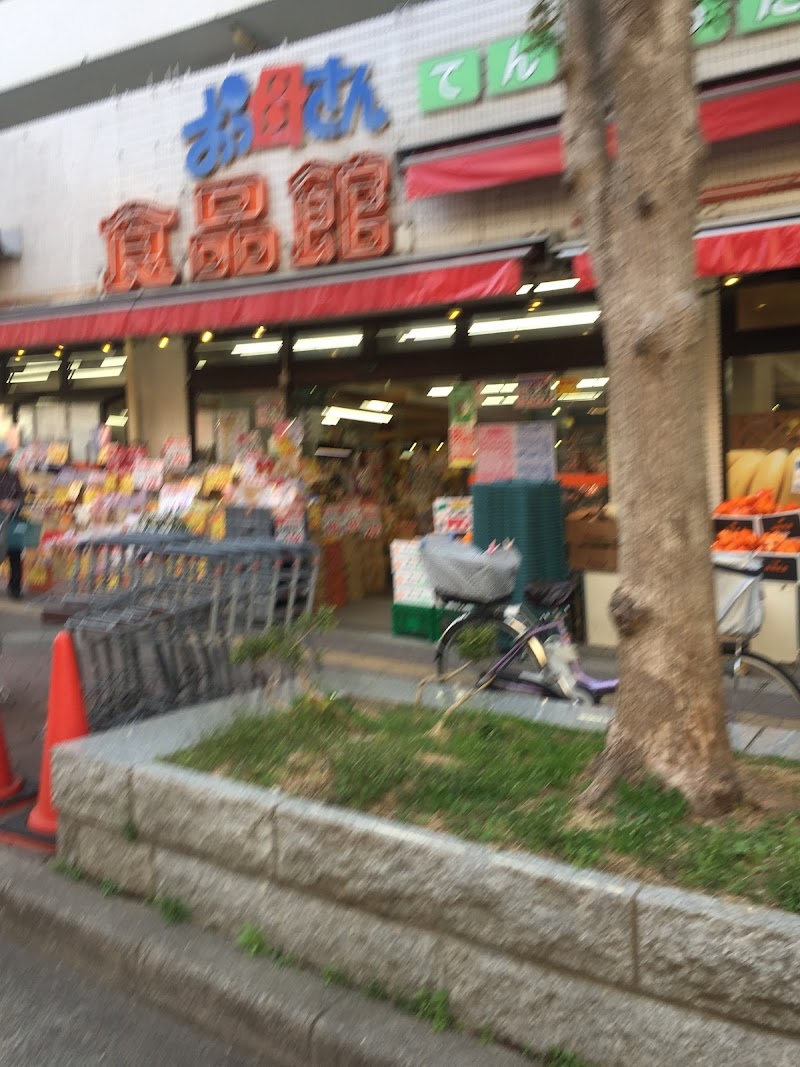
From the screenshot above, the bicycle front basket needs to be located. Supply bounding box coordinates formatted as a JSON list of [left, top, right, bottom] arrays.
[[420, 536, 521, 604], [713, 552, 764, 641]]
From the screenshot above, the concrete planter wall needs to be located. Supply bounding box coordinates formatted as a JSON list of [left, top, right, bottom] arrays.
[[52, 701, 800, 1067]]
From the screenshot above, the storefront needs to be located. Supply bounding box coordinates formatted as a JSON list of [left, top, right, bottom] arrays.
[[0, 0, 798, 609]]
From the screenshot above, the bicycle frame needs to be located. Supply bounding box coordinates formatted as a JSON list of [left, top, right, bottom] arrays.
[[439, 605, 618, 705]]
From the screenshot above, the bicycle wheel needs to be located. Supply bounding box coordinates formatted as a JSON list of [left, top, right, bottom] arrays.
[[721, 650, 800, 720], [438, 615, 541, 691]]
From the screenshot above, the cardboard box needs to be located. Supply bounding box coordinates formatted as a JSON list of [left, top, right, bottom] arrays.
[[566, 513, 618, 548], [569, 545, 618, 572]]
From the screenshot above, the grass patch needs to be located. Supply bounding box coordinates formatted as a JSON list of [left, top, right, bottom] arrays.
[[169, 699, 800, 913]]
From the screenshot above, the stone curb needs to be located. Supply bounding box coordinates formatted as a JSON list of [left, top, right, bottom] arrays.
[[0, 847, 532, 1067]]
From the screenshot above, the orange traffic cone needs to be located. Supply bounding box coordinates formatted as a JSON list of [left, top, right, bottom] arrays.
[[0, 714, 23, 804], [27, 631, 90, 837]]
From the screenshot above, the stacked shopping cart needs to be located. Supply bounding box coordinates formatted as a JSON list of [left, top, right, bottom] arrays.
[[37, 512, 319, 731]]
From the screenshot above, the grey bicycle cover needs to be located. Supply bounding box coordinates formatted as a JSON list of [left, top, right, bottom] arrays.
[[420, 535, 521, 604]]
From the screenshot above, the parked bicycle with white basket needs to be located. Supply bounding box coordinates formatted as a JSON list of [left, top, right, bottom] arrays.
[[417, 536, 800, 719]]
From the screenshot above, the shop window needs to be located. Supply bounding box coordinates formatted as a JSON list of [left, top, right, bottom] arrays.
[[737, 282, 800, 331], [469, 304, 601, 345], [195, 334, 283, 368], [726, 354, 800, 486], [68, 348, 127, 389], [376, 319, 456, 353], [194, 389, 285, 463], [292, 329, 363, 361], [7, 352, 61, 394]]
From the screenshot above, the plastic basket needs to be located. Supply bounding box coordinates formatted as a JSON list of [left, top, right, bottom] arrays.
[[391, 603, 443, 642], [713, 553, 764, 640], [7, 516, 42, 550]]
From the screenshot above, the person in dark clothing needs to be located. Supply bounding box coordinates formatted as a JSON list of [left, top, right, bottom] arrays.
[[0, 447, 25, 599]]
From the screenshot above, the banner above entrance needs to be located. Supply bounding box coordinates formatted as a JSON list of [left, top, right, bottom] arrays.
[[0, 248, 528, 350]]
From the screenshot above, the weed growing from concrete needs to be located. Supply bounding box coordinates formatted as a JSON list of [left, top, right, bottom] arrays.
[[157, 895, 191, 924], [52, 858, 85, 882]]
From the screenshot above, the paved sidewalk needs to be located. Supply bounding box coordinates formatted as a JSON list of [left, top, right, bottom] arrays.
[[0, 933, 260, 1066], [0, 601, 59, 785]]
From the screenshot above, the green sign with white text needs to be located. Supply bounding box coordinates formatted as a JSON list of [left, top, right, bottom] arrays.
[[419, 4, 800, 114], [418, 50, 481, 112], [737, 0, 800, 33], [486, 36, 559, 96]]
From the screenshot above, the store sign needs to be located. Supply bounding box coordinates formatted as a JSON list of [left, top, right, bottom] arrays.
[[690, 0, 800, 42], [182, 56, 389, 178], [98, 153, 392, 292], [419, 35, 558, 112], [421, 6, 800, 114]]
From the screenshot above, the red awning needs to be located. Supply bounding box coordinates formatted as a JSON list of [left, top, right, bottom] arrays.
[[0, 252, 524, 350], [573, 218, 800, 291], [406, 132, 563, 201], [405, 74, 800, 201]]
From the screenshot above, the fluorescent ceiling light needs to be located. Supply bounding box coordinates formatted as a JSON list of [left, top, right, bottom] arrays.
[[195, 359, 207, 369], [315, 447, 353, 459], [69, 367, 123, 380], [502, 396, 518, 405], [10, 373, 50, 383], [101, 356, 127, 369], [558, 391, 602, 402], [321, 405, 393, 425], [482, 396, 506, 407], [398, 326, 456, 343], [21, 361, 59, 371], [588, 407, 608, 416], [481, 382, 517, 394], [294, 333, 362, 352], [105, 414, 129, 427], [533, 278, 580, 293], [516, 283, 534, 295], [470, 310, 601, 337], [232, 340, 283, 357], [427, 386, 454, 398], [552, 407, 561, 416], [361, 399, 393, 413], [577, 377, 609, 389]]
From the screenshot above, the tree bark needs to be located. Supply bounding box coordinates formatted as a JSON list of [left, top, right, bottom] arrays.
[[561, 0, 742, 815]]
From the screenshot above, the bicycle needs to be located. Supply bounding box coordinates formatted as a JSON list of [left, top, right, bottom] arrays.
[[430, 578, 617, 708], [419, 541, 800, 721]]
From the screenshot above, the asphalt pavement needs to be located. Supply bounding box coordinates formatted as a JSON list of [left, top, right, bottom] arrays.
[[0, 933, 262, 1067]]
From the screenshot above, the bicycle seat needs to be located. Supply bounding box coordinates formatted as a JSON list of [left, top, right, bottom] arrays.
[[524, 580, 575, 610]]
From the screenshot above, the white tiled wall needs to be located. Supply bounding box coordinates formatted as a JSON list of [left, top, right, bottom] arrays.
[[0, 0, 798, 307]]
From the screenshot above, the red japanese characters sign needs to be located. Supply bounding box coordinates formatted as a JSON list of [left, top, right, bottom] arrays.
[[188, 173, 279, 281], [99, 153, 393, 294], [99, 202, 180, 293]]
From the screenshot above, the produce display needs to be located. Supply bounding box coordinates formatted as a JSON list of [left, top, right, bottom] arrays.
[[712, 528, 800, 553], [714, 489, 797, 516], [727, 448, 800, 505]]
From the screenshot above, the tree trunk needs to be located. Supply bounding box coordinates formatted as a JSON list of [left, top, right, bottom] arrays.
[[561, 0, 742, 815]]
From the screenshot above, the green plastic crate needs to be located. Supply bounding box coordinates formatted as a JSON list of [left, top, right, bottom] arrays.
[[392, 603, 443, 642]]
